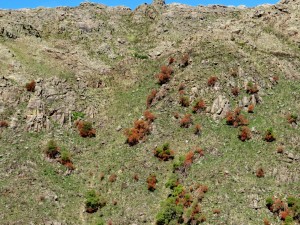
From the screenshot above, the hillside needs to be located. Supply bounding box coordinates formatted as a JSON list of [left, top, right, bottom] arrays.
[[0, 0, 299, 224]]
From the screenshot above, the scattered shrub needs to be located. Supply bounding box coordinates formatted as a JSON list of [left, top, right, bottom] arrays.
[[169, 57, 175, 65], [229, 67, 238, 77], [231, 87, 240, 97], [124, 119, 151, 146], [109, 174, 117, 183], [192, 99, 206, 113], [277, 145, 284, 154], [263, 218, 270, 225], [59, 148, 75, 170], [157, 65, 173, 85], [248, 104, 254, 113], [146, 89, 158, 108], [287, 114, 297, 124], [238, 126, 251, 141], [264, 128, 276, 142], [76, 121, 96, 138], [173, 112, 180, 119], [195, 147, 205, 157], [226, 109, 249, 127], [184, 151, 194, 167], [256, 168, 264, 178], [213, 209, 221, 214], [207, 76, 218, 87], [165, 174, 179, 190], [179, 96, 190, 107], [280, 210, 289, 220], [246, 82, 259, 94], [180, 114, 192, 128], [273, 75, 279, 83], [154, 143, 175, 161], [133, 174, 139, 181], [178, 83, 185, 91], [72, 111, 85, 122], [25, 80, 36, 92], [85, 190, 106, 213], [181, 53, 190, 67], [194, 124, 202, 135], [45, 140, 60, 159], [144, 110, 156, 122], [147, 174, 157, 191], [0, 120, 9, 128]]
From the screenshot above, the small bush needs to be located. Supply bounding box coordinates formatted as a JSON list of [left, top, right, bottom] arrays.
[[25, 80, 36, 92], [264, 128, 276, 142], [263, 218, 270, 225], [154, 143, 175, 161], [248, 104, 254, 113], [246, 82, 259, 94], [280, 211, 289, 220], [124, 119, 151, 146], [144, 110, 156, 122], [146, 89, 158, 108], [180, 114, 192, 128], [238, 126, 251, 141], [165, 174, 179, 190], [213, 209, 221, 214], [231, 87, 240, 97], [109, 174, 117, 183], [277, 145, 284, 154], [133, 174, 139, 181], [76, 121, 96, 138], [157, 65, 173, 85], [147, 174, 157, 191], [179, 96, 190, 107], [178, 83, 185, 91], [207, 76, 218, 87], [85, 190, 106, 213], [0, 120, 9, 128], [226, 109, 249, 127], [287, 114, 297, 124], [72, 111, 85, 122], [184, 151, 194, 167], [194, 124, 201, 135], [229, 67, 238, 77], [45, 140, 60, 159], [256, 168, 264, 178], [169, 57, 175, 65], [181, 53, 190, 67], [59, 148, 75, 170], [192, 99, 206, 113]]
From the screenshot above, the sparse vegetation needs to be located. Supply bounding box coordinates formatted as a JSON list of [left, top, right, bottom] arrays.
[[45, 140, 60, 159], [147, 174, 157, 191], [180, 114, 192, 128], [76, 120, 96, 138], [0, 120, 9, 128], [146, 89, 158, 108], [85, 190, 106, 213], [157, 65, 173, 85], [25, 80, 36, 92], [154, 143, 175, 161], [179, 95, 190, 107], [192, 99, 206, 113], [207, 76, 217, 87]]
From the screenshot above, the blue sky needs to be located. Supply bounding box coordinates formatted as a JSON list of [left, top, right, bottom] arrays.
[[0, 0, 279, 9]]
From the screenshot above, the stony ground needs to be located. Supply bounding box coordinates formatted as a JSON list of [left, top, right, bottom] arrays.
[[0, 0, 299, 224]]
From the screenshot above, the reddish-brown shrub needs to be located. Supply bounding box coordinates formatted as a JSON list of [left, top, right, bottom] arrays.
[[194, 124, 201, 135], [146, 89, 157, 108], [169, 57, 175, 65], [280, 210, 289, 220], [133, 174, 139, 181], [246, 82, 259, 94], [147, 174, 157, 191], [173, 112, 180, 119], [207, 76, 218, 87], [181, 53, 190, 67], [272, 198, 285, 213], [226, 109, 248, 128], [200, 185, 208, 193], [64, 161, 75, 170], [76, 121, 96, 138], [238, 126, 251, 141], [109, 174, 117, 183], [143, 110, 156, 122], [263, 218, 270, 225], [195, 147, 205, 157], [277, 145, 284, 154], [192, 99, 206, 113], [236, 115, 249, 126], [213, 209, 221, 214], [184, 151, 194, 167], [180, 114, 192, 128], [124, 119, 151, 146], [154, 143, 174, 161], [226, 112, 235, 126], [179, 96, 190, 107], [178, 83, 185, 91], [256, 168, 264, 178], [25, 80, 36, 92], [287, 114, 297, 124], [157, 65, 173, 85], [272, 75, 279, 83], [0, 120, 9, 128], [264, 129, 276, 142], [231, 87, 240, 97], [248, 104, 254, 113]]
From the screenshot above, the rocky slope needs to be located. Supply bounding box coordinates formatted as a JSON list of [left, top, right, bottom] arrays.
[[0, 0, 299, 224]]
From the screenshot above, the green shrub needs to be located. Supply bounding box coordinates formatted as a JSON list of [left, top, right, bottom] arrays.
[[45, 140, 59, 158], [156, 197, 184, 225], [72, 111, 85, 122], [85, 190, 106, 213]]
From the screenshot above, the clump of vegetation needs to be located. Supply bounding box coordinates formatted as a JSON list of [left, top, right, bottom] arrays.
[[147, 174, 157, 191], [157, 65, 173, 85], [0, 120, 9, 128], [246, 82, 259, 94], [229, 67, 238, 77], [59, 148, 75, 170], [192, 99, 206, 113], [226, 108, 249, 127], [264, 128, 276, 142], [143, 110, 156, 122], [75, 121, 96, 138], [238, 126, 251, 141], [277, 145, 284, 154], [85, 190, 106, 213], [180, 114, 192, 128], [256, 168, 264, 178], [231, 87, 240, 97], [248, 104, 254, 113], [45, 140, 60, 159], [194, 124, 202, 135], [184, 151, 194, 168], [25, 80, 36, 92], [266, 196, 300, 223], [125, 119, 152, 146], [178, 83, 185, 91], [109, 174, 117, 183], [287, 113, 297, 124], [169, 57, 175, 65], [179, 95, 190, 107], [181, 53, 190, 67], [207, 76, 218, 87], [71, 111, 85, 122], [154, 143, 175, 161], [146, 89, 158, 108]]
